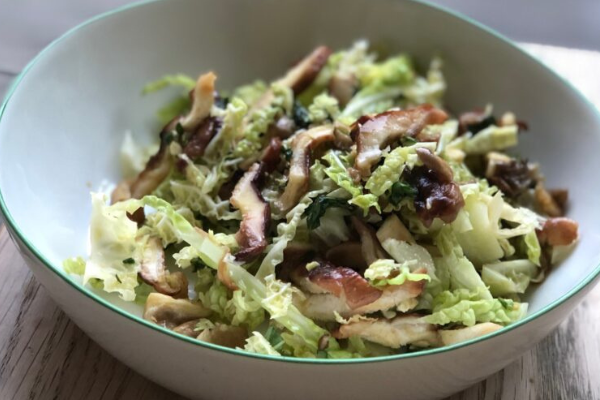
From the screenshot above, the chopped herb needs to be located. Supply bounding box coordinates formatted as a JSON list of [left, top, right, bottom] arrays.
[[292, 101, 311, 129], [467, 115, 496, 134], [401, 136, 418, 146], [163, 131, 175, 145], [498, 298, 513, 309], [175, 122, 185, 136], [389, 181, 417, 206], [282, 147, 293, 161], [115, 275, 122, 283], [264, 326, 285, 350], [303, 194, 353, 230], [191, 257, 208, 272], [123, 258, 135, 264], [214, 96, 230, 109]]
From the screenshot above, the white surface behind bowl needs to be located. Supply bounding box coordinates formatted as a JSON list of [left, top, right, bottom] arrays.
[[1, 0, 600, 399]]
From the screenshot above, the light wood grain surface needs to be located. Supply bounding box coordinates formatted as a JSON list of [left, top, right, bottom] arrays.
[[1, 37, 600, 400]]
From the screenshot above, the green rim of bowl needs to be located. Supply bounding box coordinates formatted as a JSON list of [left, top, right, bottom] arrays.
[[1, 0, 600, 365]]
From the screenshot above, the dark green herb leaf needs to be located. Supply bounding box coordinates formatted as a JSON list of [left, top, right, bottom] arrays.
[[264, 326, 285, 350], [303, 194, 353, 230], [115, 275, 122, 283], [163, 131, 175, 145], [498, 298, 513, 309], [389, 181, 417, 206], [175, 122, 185, 136], [292, 101, 311, 129], [191, 257, 208, 272], [467, 115, 496, 134], [123, 258, 135, 265], [401, 136, 418, 146]]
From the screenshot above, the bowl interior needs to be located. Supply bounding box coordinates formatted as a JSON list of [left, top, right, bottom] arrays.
[[1, 0, 600, 319]]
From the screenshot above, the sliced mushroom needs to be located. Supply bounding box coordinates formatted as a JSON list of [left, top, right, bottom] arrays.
[[292, 262, 382, 308], [180, 72, 216, 131], [485, 152, 536, 198], [112, 72, 217, 202], [351, 216, 389, 266], [260, 137, 283, 173], [548, 189, 568, 212], [325, 242, 367, 271], [415, 148, 454, 183], [535, 182, 563, 217], [182, 116, 222, 161], [293, 265, 426, 321], [248, 46, 331, 114], [267, 115, 296, 139], [139, 237, 188, 298], [276, 46, 332, 95], [111, 178, 134, 204], [173, 319, 201, 338], [276, 125, 335, 212], [127, 120, 178, 200], [439, 323, 502, 346], [196, 324, 248, 348], [143, 293, 210, 329], [458, 109, 496, 135], [537, 217, 579, 247], [351, 105, 448, 177], [407, 155, 465, 228], [333, 315, 440, 348], [231, 163, 271, 261]]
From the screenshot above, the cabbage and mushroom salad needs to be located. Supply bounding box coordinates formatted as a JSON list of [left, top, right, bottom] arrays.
[[64, 41, 579, 358]]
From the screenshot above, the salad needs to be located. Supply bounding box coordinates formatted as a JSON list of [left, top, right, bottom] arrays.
[[64, 41, 579, 358]]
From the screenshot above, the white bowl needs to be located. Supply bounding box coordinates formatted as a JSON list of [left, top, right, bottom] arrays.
[[1, 0, 600, 399]]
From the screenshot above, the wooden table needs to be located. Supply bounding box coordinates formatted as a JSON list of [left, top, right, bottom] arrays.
[[1, 35, 600, 399]]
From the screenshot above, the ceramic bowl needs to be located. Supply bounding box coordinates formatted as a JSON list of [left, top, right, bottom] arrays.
[[1, 0, 600, 399]]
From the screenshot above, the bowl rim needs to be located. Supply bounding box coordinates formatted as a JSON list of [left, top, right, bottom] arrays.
[[1, 0, 600, 365]]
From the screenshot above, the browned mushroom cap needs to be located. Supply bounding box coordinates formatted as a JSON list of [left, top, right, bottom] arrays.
[[260, 137, 283, 173], [297, 276, 425, 321], [351, 216, 389, 266], [182, 116, 222, 161], [407, 157, 465, 228], [290, 262, 381, 308], [276, 46, 332, 95], [143, 293, 210, 329], [217, 253, 238, 291], [139, 237, 188, 298], [172, 319, 201, 338], [485, 152, 537, 198], [248, 46, 332, 113], [548, 189, 568, 212], [351, 105, 448, 177], [325, 242, 367, 271], [111, 178, 134, 204], [333, 314, 440, 348], [439, 323, 502, 346], [231, 163, 271, 262], [276, 125, 335, 212], [276, 242, 316, 282], [415, 148, 453, 183], [537, 217, 579, 247], [267, 115, 296, 139], [535, 182, 564, 217], [458, 109, 495, 134], [196, 324, 248, 348]]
